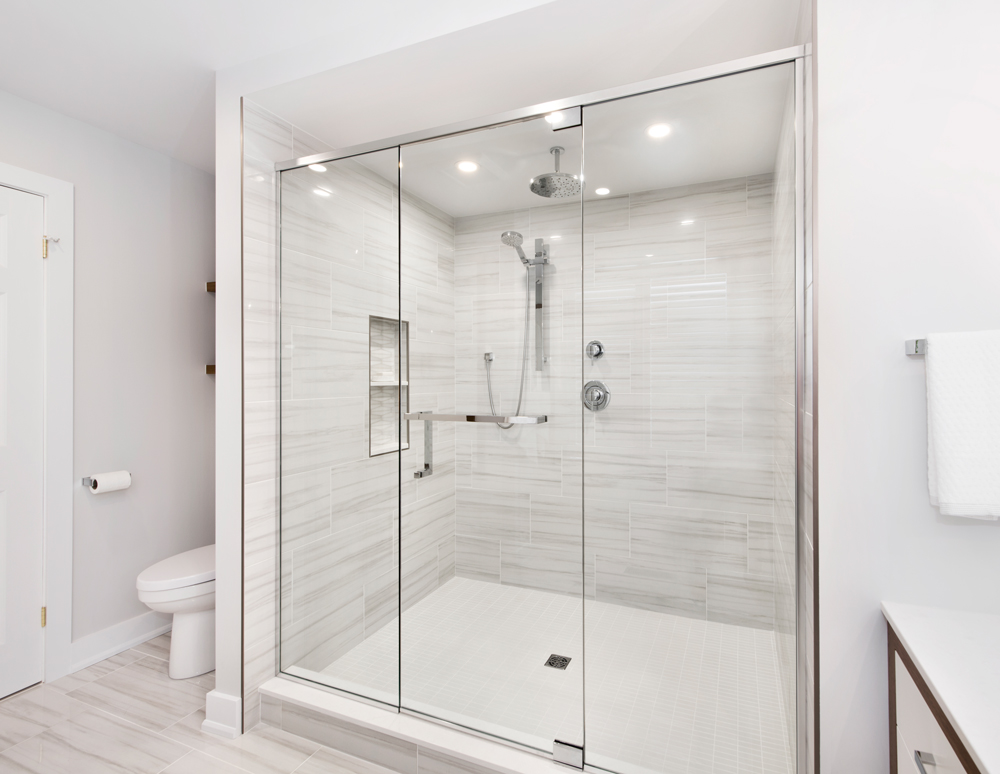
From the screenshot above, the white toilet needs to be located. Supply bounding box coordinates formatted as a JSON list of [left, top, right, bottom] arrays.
[[136, 544, 216, 679]]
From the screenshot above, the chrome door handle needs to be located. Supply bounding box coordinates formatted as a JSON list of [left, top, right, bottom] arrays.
[[414, 417, 432, 479], [915, 751, 937, 774]]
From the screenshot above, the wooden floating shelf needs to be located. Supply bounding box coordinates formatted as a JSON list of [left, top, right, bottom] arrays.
[[206, 281, 216, 293], [206, 365, 216, 375]]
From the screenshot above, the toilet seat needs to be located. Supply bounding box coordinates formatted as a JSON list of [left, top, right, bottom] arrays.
[[137, 544, 214, 592], [137, 579, 215, 605]]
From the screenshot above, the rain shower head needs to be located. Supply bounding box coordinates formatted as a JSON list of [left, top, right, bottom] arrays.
[[530, 146, 581, 199], [501, 230, 529, 264]]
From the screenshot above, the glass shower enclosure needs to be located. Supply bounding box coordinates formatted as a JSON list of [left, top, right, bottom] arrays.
[[276, 59, 803, 774]]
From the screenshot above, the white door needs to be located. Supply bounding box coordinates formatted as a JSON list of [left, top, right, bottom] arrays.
[[0, 185, 45, 698]]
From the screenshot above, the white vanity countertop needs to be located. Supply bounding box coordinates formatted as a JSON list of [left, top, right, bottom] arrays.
[[882, 601, 1000, 774]]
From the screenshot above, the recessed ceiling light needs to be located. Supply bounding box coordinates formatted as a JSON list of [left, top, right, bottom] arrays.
[[595, 187, 610, 196], [551, 235, 562, 240], [308, 164, 327, 172], [313, 189, 331, 197], [681, 219, 694, 225], [456, 161, 478, 173], [647, 123, 671, 139], [544, 111, 565, 124]]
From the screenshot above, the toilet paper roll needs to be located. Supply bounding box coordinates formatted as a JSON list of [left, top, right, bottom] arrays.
[[88, 470, 131, 494]]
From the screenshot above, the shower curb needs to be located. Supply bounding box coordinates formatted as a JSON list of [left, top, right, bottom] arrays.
[[258, 677, 574, 774]]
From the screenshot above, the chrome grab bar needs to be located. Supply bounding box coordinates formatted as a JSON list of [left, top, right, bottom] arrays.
[[403, 412, 547, 424], [403, 411, 547, 479]]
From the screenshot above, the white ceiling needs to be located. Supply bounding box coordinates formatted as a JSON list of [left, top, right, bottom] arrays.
[[312, 63, 792, 218], [0, 0, 555, 172]]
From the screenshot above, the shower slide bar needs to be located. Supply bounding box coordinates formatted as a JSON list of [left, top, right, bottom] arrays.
[[404, 411, 547, 479]]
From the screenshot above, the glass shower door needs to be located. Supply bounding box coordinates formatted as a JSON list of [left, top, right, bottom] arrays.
[[580, 64, 798, 774], [277, 146, 402, 707], [397, 115, 585, 755]]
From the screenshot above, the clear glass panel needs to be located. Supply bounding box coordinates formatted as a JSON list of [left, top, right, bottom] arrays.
[[398, 116, 584, 751], [581, 63, 797, 774], [278, 147, 402, 707]]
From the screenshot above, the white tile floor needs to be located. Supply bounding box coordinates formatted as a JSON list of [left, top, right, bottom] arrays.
[[0, 634, 395, 774], [319, 577, 794, 774]]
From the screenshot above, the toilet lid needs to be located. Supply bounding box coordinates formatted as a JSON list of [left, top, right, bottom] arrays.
[[136, 545, 215, 592]]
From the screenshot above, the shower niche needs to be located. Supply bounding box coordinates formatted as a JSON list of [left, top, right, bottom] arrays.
[[369, 315, 408, 457]]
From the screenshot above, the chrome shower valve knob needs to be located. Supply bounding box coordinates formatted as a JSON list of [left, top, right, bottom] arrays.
[[582, 380, 611, 411], [586, 340, 604, 360]]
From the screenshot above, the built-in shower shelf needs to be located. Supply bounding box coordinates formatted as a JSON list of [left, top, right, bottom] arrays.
[[370, 380, 408, 387]]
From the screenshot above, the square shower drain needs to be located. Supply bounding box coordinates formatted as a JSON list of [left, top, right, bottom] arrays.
[[545, 654, 571, 670]]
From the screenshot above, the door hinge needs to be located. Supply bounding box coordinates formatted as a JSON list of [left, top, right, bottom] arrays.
[[41, 607, 46, 627], [42, 237, 47, 259]]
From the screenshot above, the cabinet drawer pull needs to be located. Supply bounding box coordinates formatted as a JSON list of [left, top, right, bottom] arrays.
[[915, 751, 937, 774]]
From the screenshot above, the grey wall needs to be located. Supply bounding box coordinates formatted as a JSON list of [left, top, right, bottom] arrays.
[[0, 88, 215, 644]]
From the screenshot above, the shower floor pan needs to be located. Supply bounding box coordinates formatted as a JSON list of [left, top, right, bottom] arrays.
[[273, 577, 793, 774]]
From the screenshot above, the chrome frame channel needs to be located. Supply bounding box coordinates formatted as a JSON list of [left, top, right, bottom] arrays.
[[270, 44, 813, 771]]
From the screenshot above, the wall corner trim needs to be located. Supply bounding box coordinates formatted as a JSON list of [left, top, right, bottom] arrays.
[[203, 689, 243, 738]]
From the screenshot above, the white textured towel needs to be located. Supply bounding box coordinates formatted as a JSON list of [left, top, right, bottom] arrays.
[[926, 330, 1000, 519]]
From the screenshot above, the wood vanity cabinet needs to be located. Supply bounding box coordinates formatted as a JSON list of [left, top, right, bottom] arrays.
[[888, 623, 980, 774]]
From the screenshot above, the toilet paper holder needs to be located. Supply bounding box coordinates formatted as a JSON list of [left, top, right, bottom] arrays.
[[81, 471, 132, 493]]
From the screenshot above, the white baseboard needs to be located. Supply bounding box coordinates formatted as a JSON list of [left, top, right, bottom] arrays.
[[65, 610, 172, 676], [203, 689, 242, 738]]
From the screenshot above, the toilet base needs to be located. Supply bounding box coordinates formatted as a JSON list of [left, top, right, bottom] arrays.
[[169, 608, 215, 679]]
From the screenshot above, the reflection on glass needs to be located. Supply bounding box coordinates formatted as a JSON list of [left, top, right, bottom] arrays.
[[581, 62, 798, 774], [397, 116, 584, 752], [278, 147, 401, 707]]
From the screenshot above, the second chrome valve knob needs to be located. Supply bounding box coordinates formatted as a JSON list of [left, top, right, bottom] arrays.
[[582, 380, 611, 412]]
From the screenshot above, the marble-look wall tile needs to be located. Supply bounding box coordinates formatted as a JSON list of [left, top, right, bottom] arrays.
[[281, 175, 365, 269], [281, 587, 364, 672], [595, 557, 706, 617], [455, 535, 500, 583], [706, 394, 743, 452], [705, 213, 773, 276], [291, 514, 393, 622], [281, 250, 333, 328], [329, 455, 397, 535], [630, 504, 748, 573], [666, 451, 773, 516], [244, 478, 278, 569], [706, 570, 775, 629], [291, 327, 368, 400], [651, 394, 706, 451], [281, 397, 367, 476], [456, 487, 529, 542], [471, 444, 561, 497], [747, 172, 774, 212], [583, 447, 667, 504], [276, 469, 331, 550], [528, 495, 581, 548], [500, 543, 582, 596], [629, 177, 747, 228]]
